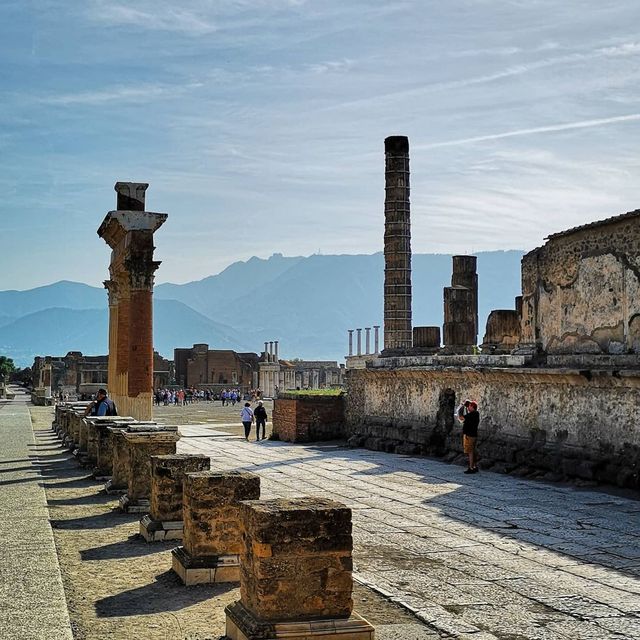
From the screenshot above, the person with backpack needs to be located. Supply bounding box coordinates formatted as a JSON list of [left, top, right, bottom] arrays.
[[254, 401, 268, 441], [84, 388, 117, 417]]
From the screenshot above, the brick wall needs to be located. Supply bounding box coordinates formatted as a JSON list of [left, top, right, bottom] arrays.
[[273, 395, 345, 443]]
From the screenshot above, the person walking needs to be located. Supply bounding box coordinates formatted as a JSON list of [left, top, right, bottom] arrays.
[[254, 400, 268, 441], [462, 401, 480, 474], [240, 402, 254, 441]]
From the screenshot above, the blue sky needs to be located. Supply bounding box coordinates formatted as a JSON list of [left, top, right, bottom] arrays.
[[1, 0, 640, 289]]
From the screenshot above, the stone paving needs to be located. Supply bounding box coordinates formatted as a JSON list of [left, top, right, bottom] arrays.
[[179, 424, 640, 640], [0, 389, 73, 640]]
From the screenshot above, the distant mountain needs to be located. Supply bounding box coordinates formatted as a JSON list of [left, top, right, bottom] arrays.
[[0, 251, 524, 366], [0, 280, 106, 317], [0, 299, 247, 367]]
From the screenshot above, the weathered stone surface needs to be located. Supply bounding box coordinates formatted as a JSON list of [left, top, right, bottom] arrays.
[[273, 395, 345, 443], [412, 326, 440, 350], [346, 366, 640, 488], [519, 210, 640, 357], [442, 256, 478, 353], [182, 471, 260, 558], [149, 454, 210, 522], [123, 430, 180, 504], [482, 309, 521, 354], [98, 181, 167, 421], [238, 497, 354, 622], [383, 135, 412, 353]]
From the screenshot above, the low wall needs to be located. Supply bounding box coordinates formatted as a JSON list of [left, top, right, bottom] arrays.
[[346, 366, 640, 489], [273, 394, 345, 443]]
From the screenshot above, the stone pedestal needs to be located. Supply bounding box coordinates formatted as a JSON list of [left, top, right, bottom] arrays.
[[140, 454, 210, 542], [224, 497, 374, 640], [118, 428, 181, 513], [171, 471, 260, 585], [84, 417, 135, 474]]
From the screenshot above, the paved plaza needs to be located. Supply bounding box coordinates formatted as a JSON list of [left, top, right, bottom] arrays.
[[180, 423, 640, 639], [1, 391, 640, 639]]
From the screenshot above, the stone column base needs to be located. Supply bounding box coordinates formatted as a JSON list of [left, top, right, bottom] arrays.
[[224, 602, 374, 640], [171, 547, 240, 585], [118, 494, 150, 513], [139, 515, 183, 542], [103, 479, 127, 495]]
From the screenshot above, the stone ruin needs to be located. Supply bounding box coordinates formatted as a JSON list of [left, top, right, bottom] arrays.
[[346, 136, 640, 489]]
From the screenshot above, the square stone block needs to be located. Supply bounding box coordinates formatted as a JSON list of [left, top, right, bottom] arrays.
[[225, 602, 374, 640], [150, 454, 210, 522], [239, 497, 353, 622], [123, 430, 180, 504], [171, 546, 240, 585], [182, 471, 260, 559], [139, 514, 184, 542]]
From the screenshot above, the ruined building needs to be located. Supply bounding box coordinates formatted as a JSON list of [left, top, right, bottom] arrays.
[[173, 344, 259, 389], [345, 137, 640, 489], [31, 351, 173, 399]]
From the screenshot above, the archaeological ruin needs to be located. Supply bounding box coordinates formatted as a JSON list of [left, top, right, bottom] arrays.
[[345, 136, 640, 489], [98, 182, 167, 421]]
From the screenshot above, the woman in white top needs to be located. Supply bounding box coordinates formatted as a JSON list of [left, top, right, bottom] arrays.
[[241, 402, 254, 441]]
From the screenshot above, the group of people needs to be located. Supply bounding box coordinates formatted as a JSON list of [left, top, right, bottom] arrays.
[[240, 401, 269, 441], [456, 399, 480, 474]]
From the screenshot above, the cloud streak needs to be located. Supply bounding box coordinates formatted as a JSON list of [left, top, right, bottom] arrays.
[[416, 113, 640, 149]]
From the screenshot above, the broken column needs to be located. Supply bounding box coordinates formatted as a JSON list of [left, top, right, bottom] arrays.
[[413, 326, 441, 353], [98, 182, 167, 421], [442, 255, 478, 354], [172, 471, 260, 585], [140, 454, 210, 542], [118, 425, 181, 513], [225, 497, 374, 640], [382, 135, 412, 355]]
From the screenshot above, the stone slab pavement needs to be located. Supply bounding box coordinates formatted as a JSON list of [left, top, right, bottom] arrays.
[[0, 387, 73, 640], [179, 425, 640, 640]]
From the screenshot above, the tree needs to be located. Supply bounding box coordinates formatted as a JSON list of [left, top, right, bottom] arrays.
[[0, 356, 15, 382]]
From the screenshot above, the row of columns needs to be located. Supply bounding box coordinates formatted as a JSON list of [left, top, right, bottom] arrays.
[[347, 326, 380, 357], [51, 403, 373, 639], [263, 340, 279, 363]]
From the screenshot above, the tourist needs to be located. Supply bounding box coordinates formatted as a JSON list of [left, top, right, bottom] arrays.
[[84, 388, 117, 417], [254, 400, 268, 441], [462, 401, 479, 474], [241, 402, 254, 441]]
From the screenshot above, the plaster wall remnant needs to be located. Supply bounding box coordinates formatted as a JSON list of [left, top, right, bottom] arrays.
[[98, 182, 167, 421], [518, 209, 640, 358], [383, 135, 412, 354]]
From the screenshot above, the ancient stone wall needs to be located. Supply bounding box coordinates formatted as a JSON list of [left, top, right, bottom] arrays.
[[519, 211, 640, 356], [273, 395, 345, 442], [346, 367, 640, 488]]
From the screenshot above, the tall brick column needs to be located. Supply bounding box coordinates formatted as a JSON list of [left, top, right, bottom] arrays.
[[98, 182, 167, 420], [383, 135, 412, 355]]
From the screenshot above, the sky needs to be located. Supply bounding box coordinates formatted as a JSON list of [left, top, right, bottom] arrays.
[[1, 0, 640, 290]]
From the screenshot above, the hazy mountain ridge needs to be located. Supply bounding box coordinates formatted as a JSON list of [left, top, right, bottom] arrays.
[[0, 252, 524, 367]]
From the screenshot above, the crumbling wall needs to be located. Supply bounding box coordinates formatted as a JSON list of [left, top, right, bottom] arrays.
[[346, 367, 640, 488], [520, 212, 640, 355]]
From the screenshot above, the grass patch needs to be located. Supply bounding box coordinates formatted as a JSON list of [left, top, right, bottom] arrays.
[[280, 389, 344, 397]]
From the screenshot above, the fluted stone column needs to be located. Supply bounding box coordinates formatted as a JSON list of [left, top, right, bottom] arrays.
[[365, 327, 371, 355], [356, 328, 362, 356], [383, 135, 412, 354], [373, 326, 380, 354], [348, 330, 354, 356], [98, 182, 167, 420]]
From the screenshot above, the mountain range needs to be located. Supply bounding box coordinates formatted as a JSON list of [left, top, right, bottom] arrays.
[[0, 251, 524, 367]]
